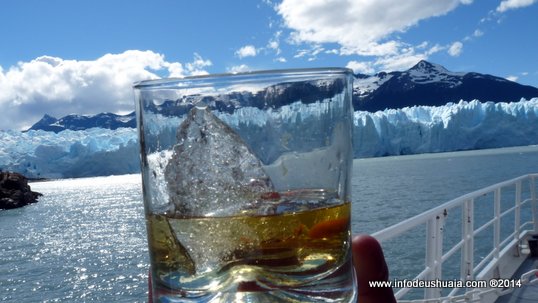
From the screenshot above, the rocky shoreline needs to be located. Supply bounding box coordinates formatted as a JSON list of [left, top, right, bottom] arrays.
[[0, 171, 43, 210]]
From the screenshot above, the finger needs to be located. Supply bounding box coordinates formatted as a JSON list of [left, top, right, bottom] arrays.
[[148, 270, 153, 302], [352, 234, 396, 303]]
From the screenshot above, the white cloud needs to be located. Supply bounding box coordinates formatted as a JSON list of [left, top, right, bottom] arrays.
[[0, 50, 212, 130], [277, 0, 466, 56], [416, 41, 429, 49], [506, 75, 519, 81], [325, 49, 339, 55], [235, 45, 257, 58], [294, 49, 309, 58], [473, 29, 484, 37], [274, 57, 287, 63], [268, 40, 279, 51], [346, 61, 375, 74], [464, 28, 484, 41], [340, 41, 445, 74], [267, 31, 283, 55], [185, 53, 212, 76], [375, 52, 428, 72], [426, 44, 445, 55], [293, 45, 325, 60], [369, 42, 443, 72], [167, 62, 185, 78], [227, 64, 251, 73], [448, 41, 463, 56], [497, 0, 537, 13]]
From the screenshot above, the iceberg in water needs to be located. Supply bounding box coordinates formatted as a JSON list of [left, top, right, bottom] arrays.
[[0, 98, 537, 178]]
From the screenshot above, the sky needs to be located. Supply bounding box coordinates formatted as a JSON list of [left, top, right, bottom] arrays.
[[0, 0, 537, 130]]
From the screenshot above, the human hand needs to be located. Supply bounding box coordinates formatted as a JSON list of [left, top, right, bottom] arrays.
[[352, 234, 396, 303]]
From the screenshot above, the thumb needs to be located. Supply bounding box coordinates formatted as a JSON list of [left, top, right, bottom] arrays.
[[352, 235, 396, 303]]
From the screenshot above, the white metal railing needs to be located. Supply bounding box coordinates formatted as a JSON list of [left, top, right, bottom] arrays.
[[371, 173, 538, 302]]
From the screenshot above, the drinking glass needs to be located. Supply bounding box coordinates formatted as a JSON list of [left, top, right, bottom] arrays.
[[134, 68, 356, 302]]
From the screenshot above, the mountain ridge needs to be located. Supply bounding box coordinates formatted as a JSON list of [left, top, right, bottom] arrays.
[[28, 60, 538, 132], [353, 60, 538, 111], [27, 112, 136, 133]]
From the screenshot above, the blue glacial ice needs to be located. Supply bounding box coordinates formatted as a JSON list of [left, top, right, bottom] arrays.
[[353, 98, 538, 157], [0, 128, 139, 178], [0, 98, 537, 178]]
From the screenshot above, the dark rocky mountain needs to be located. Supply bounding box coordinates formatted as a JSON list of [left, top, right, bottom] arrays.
[[353, 60, 538, 111], [27, 60, 538, 132], [27, 112, 136, 133]]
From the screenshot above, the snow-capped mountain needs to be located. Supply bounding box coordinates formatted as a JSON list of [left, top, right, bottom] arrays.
[[354, 60, 538, 111], [354, 61, 464, 97], [27, 60, 538, 132], [27, 112, 136, 133]]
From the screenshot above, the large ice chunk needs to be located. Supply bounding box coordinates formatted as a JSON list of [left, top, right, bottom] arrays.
[[164, 106, 274, 216]]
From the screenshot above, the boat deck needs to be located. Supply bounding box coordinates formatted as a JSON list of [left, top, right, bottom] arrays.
[[372, 174, 538, 303], [495, 256, 538, 303]]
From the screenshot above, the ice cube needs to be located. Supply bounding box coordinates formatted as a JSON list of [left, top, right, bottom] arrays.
[[165, 107, 274, 216], [167, 216, 261, 275]]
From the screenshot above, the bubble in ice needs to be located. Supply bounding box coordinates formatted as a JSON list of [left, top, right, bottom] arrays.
[[165, 107, 274, 216]]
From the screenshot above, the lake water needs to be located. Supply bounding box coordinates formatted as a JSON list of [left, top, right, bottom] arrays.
[[2, 145, 538, 302], [351, 145, 538, 299]]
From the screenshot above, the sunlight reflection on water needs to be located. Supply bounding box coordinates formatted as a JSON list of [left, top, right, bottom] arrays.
[[1, 174, 148, 303], [1, 146, 538, 302]]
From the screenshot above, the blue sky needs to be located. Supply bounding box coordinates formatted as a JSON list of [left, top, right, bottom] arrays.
[[0, 0, 537, 130]]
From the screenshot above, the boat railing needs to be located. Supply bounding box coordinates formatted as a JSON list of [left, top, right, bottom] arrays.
[[371, 173, 538, 302]]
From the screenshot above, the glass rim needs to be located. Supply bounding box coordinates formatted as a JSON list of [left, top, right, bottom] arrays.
[[132, 67, 353, 89]]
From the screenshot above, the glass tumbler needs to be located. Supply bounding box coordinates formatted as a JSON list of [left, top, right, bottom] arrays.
[[134, 68, 356, 302]]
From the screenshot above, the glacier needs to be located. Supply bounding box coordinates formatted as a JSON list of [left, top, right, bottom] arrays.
[[1, 98, 537, 178], [0, 128, 139, 178], [354, 98, 538, 157]]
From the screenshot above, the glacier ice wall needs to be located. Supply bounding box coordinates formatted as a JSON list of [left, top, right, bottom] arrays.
[[353, 98, 538, 157], [0, 98, 537, 178], [0, 128, 139, 178]]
